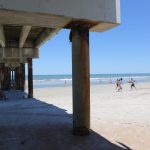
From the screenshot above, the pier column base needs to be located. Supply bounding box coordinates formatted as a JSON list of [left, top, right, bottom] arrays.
[[73, 127, 90, 136], [71, 27, 90, 136]]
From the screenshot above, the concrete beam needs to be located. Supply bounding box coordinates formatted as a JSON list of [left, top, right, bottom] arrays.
[[0, 0, 120, 31], [0, 48, 39, 59], [5, 63, 21, 69], [0, 0, 120, 32], [22, 48, 39, 58], [19, 26, 31, 48], [35, 28, 60, 48], [0, 25, 5, 47], [3, 58, 20, 63], [0, 9, 71, 29]]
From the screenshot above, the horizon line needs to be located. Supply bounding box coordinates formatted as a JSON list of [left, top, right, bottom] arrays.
[[31, 73, 150, 76]]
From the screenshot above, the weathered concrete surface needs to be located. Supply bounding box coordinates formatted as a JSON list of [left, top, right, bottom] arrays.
[[0, 48, 38, 67], [72, 27, 90, 135], [19, 26, 31, 48], [0, 25, 5, 47], [20, 63, 25, 91], [35, 28, 60, 48], [28, 58, 33, 98], [0, 0, 120, 32], [0, 48, 39, 59]]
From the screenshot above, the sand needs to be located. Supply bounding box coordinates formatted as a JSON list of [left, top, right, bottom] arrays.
[[0, 82, 150, 150]]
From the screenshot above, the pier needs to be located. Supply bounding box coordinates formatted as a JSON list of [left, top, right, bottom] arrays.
[[0, 0, 120, 136]]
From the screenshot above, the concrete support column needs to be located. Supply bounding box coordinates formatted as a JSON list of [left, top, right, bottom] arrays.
[[21, 63, 25, 91], [3, 66, 8, 90], [15, 68, 20, 90], [71, 27, 90, 136], [14, 69, 18, 89], [18, 67, 22, 90], [28, 58, 33, 98], [18, 66, 22, 91], [0, 63, 5, 90], [6, 68, 11, 90]]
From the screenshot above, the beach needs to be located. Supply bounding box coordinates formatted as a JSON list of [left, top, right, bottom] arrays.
[[34, 82, 150, 149], [0, 0, 149, 149], [0, 82, 150, 150]]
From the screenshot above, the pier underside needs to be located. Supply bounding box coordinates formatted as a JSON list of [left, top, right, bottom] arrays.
[[0, 0, 120, 136]]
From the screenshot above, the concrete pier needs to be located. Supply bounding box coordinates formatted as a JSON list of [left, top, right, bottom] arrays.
[[71, 27, 90, 136], [0, 0, 120, 136]]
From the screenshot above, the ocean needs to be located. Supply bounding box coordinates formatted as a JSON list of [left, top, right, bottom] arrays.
[[25, 73, 150, 88]]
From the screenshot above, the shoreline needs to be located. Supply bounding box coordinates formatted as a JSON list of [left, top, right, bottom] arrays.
[[24, 73, 150, 89], [26, 80, 150, 89]]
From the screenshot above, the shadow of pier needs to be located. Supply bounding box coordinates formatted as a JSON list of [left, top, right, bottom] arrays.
[[0, 91, 132, 150]]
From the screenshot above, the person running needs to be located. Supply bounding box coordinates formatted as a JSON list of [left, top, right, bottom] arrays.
[[116, 79, 120, 90], [116, 78, 123, 92], [118, 78, 123, 92], [129, 78, 136, 90], [64, 80, 67, 86]]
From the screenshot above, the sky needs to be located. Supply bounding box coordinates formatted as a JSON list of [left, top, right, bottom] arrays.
[[32, 0, 150, 75]]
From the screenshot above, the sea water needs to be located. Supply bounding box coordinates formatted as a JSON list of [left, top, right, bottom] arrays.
[[25, 73, 150, 88]]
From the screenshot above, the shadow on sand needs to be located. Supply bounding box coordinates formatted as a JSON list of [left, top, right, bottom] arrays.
[[0, 91, 132, 150]]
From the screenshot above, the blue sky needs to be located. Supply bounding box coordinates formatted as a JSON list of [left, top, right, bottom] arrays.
[[33, 0, 150, 75]]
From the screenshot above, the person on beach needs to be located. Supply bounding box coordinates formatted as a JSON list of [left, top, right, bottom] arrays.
[[64, 80, 67, 86], [116, 79, 119, 89], [99, 79, 102, 84], [116, 78, 123, 92], [129, 78, 136, 90], [119, 78, 123, 92]]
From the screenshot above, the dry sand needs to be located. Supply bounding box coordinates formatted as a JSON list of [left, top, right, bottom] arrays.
[[0, 82, 150, 150]]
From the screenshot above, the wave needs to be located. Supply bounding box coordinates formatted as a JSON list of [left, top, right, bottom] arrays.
[[24, 74, 150, 88], [31, 75, 150, 84]]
